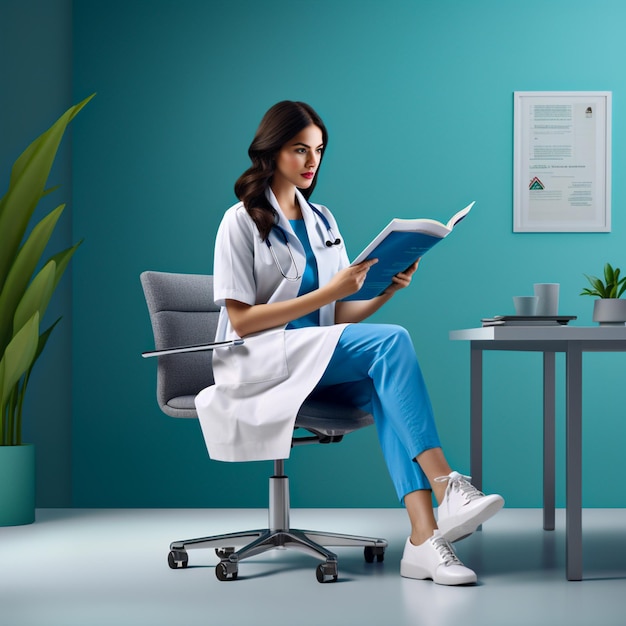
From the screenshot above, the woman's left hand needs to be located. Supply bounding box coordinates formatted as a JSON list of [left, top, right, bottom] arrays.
[[383, 259, 420, 295]]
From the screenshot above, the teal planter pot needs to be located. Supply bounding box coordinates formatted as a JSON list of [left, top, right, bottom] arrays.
[[0, 444, 35, 526]]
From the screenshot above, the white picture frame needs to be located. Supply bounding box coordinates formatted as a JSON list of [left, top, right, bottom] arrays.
[[513, 91, 612, 232]]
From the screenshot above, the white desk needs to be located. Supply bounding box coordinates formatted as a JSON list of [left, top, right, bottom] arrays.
[[450, 325, 626, 581]]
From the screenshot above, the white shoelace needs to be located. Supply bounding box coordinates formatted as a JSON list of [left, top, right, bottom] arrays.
[[431, 534, 463, 567], [435, 472, 485, 502]]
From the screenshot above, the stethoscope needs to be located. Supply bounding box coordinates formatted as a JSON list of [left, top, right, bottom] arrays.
[[265, 202, 341, 281]]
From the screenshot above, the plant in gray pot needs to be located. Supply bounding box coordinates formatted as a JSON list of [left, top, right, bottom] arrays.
[[0, 95, 93, 526], [580, 263, 626, 326]]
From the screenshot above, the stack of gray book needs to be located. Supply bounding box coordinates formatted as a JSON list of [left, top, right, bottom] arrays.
[[481, 315, 576, 327]]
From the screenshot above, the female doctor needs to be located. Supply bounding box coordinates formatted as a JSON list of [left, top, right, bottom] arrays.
[[195, 101, 503, 586]]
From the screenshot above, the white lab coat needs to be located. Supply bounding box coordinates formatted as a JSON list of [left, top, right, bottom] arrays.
[[195, 188, 351, 462]]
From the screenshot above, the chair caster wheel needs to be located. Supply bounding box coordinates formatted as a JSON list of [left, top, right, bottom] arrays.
[[364, 545, 385, 563], [215, 561, 238, 581], [168, 550, 189, 569], [215, 547, 235, 559], [316, 562, 338, 583]]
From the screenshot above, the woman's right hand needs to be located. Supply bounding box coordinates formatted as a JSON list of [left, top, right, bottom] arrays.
[[226, 259, 377, 337], [325, 259, 378, 301]]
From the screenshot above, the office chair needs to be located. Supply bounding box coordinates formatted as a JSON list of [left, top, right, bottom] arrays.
[[140, 271, 387, 583]]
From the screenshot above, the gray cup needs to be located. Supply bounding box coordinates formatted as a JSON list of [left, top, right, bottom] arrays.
[[513, 296, 538, 316], [534, 283, 559, 316]]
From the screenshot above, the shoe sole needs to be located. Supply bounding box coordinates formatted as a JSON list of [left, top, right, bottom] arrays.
[[400, 561, 477, 586], [438, 495, 504, 543]]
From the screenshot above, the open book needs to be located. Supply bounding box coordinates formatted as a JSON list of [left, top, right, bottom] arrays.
[[342, 201, 475, 301]]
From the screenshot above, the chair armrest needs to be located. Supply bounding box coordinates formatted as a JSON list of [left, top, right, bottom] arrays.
[[142, 339, 244, 358]]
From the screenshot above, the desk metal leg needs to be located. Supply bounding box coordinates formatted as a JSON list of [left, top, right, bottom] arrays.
[[470, 346, 483, 493], [566, 344, 583, 581], [543, 352, 556, 531]]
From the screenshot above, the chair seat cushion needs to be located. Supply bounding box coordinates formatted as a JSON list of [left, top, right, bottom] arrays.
[[166, 395, 373, 436], [295, 400, 373, 436], [165, 395, 198, 418]]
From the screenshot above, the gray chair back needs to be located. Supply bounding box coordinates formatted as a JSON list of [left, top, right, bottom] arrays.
[[141, 271, 219, 418]]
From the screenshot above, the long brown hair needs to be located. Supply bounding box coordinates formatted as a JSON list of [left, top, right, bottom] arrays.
[[234, 101, 328, 241]]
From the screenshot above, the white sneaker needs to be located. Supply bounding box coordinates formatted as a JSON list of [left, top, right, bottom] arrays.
[[400, 531, 477, 585], [436, 471, 504, 543]]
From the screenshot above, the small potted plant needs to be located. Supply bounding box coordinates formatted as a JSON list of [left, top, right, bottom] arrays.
[[580, 262, 626, 325], [0, 94, 93, 525]]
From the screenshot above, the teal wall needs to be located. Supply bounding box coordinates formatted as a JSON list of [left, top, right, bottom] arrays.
[[6, 0, 626, 508], [70, 0, 626, 509]]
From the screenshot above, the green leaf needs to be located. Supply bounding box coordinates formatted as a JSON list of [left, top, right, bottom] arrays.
[[0, 205, 64, 353], [0, 312, 39, 420], [41, 185, 60, 198], [13, 260, 56, 335], [604, 263, 614, 288], [35, 317, 62, 362], [0, 93, 94, 294], [611, 269, 622, 298], [48, 240, 83, 291], [589, 277, 606, 297], [12, 317, 63, 444]]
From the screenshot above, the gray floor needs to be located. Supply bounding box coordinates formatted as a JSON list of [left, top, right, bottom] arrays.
[[1, 508, 625, 626]]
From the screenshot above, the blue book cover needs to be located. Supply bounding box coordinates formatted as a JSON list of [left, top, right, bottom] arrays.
[[343, 201, 474, 301]]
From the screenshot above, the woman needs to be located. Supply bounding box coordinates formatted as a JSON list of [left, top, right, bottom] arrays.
[[195, 101, 503, 586]]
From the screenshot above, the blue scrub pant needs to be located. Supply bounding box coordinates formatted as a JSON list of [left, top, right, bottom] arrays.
[[313, 323, 441, 502]]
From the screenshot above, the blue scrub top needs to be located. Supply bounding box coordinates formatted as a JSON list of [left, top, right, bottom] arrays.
[[286, 219, 320, 329]]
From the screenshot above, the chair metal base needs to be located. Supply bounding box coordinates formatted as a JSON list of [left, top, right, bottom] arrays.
[[167, 461, 388, 583]]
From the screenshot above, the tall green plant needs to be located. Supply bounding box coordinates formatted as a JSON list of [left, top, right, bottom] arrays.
[[0, 94, 94, 446]]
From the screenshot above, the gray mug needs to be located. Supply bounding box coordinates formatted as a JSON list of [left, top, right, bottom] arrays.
[[534, 283, 559, 316]]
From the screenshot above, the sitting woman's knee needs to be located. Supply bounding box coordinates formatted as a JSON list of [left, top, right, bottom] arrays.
[[379, 324, 414, 352]]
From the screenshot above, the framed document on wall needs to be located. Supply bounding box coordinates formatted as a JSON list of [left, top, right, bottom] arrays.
[[513, 91, 612, 232]]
